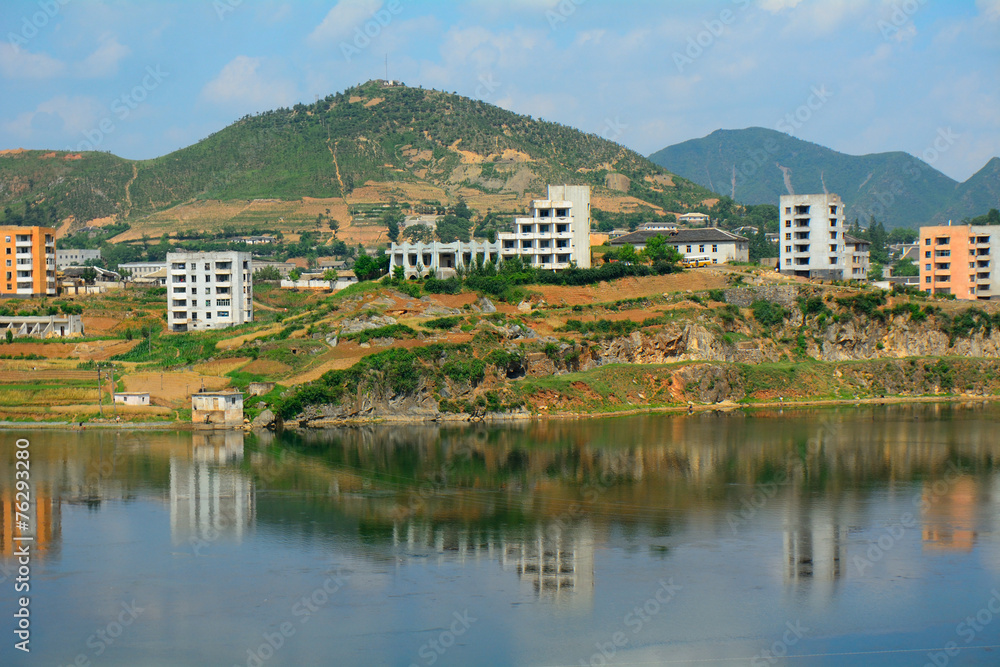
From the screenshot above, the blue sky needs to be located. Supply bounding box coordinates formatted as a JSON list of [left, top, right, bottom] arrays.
[[1, 0, 998, 182]]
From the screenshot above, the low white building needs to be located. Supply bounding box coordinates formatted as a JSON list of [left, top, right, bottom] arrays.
[[389, 239, 502, 279], [388, 185, 592, 278], [56, 248, 101, 269], [120, 261, 167, 277], [114, 392, 150, 406], [167, 251, 253, 332], [678, 212, 711, 225], [609, 228, 749, 264], [0, 314, 84, 338], [640, 221, 679, 233]]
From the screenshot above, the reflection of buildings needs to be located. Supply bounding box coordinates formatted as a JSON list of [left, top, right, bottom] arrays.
[[922, 477, 977, 552], [501, 523, 595, 605], [782, 500, 847, 604], [393, 521, 595, 607], [169, 432, 254, 546], [0, 487, 60, 559]]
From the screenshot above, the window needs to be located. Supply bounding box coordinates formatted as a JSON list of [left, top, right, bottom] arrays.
[[925, 238, 931, 245], [712, 245, 718, 253], [4, 260, 8, 267], [786, 246, 792, 252], [686, 246, 692, 253], [785, 233, 791, 240], [3, 237, 8, 242], [785, 221, 791, 228], [699, 245, 705, 253], [205, 299, 211, 307], [925, 264, 931, 271], [205, 312, 212, 319], [218, 310, 230, 318]]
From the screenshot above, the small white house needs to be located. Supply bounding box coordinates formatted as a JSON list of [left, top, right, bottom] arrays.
[[114, 392, 150, 406]]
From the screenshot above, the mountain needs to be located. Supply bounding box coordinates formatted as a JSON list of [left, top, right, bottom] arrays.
[[649, 128, 999, 228], [0, 82, 715, 231]]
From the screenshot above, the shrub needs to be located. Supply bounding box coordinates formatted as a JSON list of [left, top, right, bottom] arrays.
[[424, 316, 462, 330], [751, 300, 787, 327], [424, 277, 462, 294]]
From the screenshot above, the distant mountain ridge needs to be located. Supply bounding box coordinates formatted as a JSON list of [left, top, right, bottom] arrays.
[[0, 82, 714, 229], [649, 127, 999, 228]]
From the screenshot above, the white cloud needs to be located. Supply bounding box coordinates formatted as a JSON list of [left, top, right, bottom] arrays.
[[977, 0, 1000, 20], [2, 95, 105, 140], [308, 0, 384, 46], [200, 56, 297, 110], [0, 43, 65, 79], [75, 35, 132, 78]]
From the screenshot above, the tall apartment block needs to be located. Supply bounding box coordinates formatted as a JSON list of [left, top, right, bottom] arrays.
[[497, 184, 592, 270], [0, 226, 57, 297], [167, 251, 253, 332], [779, 194, 858, 280], [919, 225, 996, 301]]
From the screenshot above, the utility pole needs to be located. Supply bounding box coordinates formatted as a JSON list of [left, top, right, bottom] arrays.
[[110, 366, 117, 420], [96, 365, 103, 418]]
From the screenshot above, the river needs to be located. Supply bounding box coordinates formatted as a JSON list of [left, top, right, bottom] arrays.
[[1, 403, 999, 666]]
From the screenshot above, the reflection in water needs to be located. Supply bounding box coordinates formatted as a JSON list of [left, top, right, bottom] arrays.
[[1, 404, 1000, 665], [170, 432, 255, 547], [922, 476, 978, 552], [393, 520, 595, 607]]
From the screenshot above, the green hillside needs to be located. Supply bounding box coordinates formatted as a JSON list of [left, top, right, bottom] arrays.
[[0, 82, 715, 228], [649, 127, 998, 228]]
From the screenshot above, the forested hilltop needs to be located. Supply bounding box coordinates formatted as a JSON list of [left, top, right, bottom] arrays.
[[0, 81, 715, 229]]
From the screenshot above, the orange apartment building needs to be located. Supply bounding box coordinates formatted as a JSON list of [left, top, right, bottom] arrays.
[[919, 225, 996, 301], [0, 226, 57, 297]]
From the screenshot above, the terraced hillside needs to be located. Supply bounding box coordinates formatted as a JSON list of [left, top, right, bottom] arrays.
[[0, 82, 717, 233]]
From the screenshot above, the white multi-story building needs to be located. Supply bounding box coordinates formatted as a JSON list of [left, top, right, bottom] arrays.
[[388, 185, 592, 278], [497, 184, 592, 270], [166, 252, 253, 332], [779, 194, 860, 280]]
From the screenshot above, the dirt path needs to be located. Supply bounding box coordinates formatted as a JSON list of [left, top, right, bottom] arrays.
[[326, 136, 355, 244], [123, 163, 138, 218]]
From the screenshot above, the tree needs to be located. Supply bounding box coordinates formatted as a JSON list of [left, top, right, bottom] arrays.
[[453, 199, 473, 220], [288, 268, 302, 281], [435, 215, 472, 243], [749, 228, 778, 263], [80, 268, 98, 284], [354, 254, 386, 281], [329, 218, 339, 236], [641, 235, 682, 266], [383, 210, 404, 243], [869, 263, 884, 281], [393, 265, 405, 282], [253, 266, 281, 281], [892, 258, 918, 277], [322, 269, 337, 281]]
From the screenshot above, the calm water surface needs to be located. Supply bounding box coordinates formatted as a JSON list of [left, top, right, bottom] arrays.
[[2, 404, 1000, 666]]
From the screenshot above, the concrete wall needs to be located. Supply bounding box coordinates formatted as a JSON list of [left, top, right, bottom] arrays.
[[191, 393, 244, 425], [724, 286, 800, 309]]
